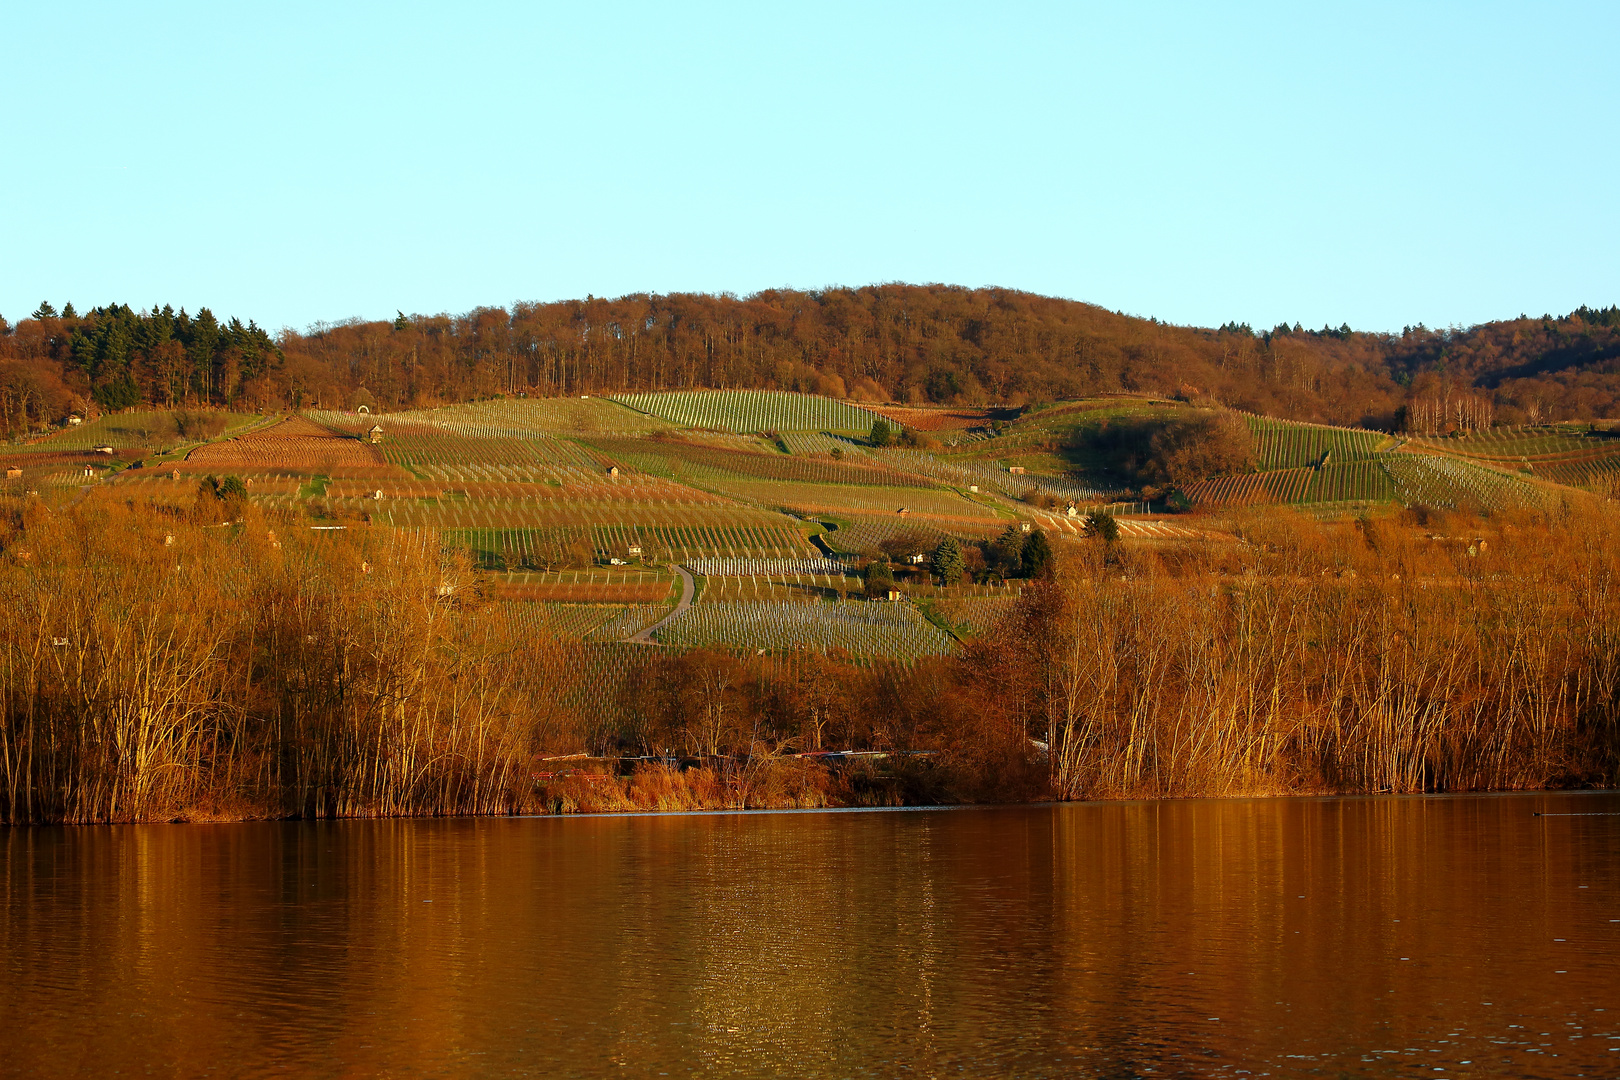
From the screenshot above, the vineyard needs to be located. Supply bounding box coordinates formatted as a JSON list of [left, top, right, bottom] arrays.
[[685, 557, 847, 576], [184, 417, 397, 474], [488, 570, 675, 603], [925, 596, 1018, 636], [781, 431, 860, 456], [612, 390, 882, 433], [652, 600, 957, 659], [1182, 456, 1505, 509], [1244, 416, 1388, 470], [491, 601, 668, 642], [15, 410, 267, 454], [1404, 428, 1609, 461], [588, 436, 930, 488], [874, 449, 1106, 502], [696, 575, 851, 602], [50, 391, 1620, 667], [1303, 460, 1398, 503], [1402, 428, 1620, 492], [1382, 454, 1548, 511], [308, 397, 664, 436], [441, 520, 815, 567], [865, 406, 994, 432]]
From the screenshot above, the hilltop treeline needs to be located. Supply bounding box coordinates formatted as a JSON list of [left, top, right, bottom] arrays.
[[2, 287, 1618, 435], [2, 493, 1616, 824]]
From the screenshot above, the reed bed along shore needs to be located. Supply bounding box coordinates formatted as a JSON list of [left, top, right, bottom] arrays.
[[1, 491, 1617, 824]]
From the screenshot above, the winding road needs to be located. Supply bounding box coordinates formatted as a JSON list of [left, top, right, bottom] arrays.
[[625, 565, 695, 645]]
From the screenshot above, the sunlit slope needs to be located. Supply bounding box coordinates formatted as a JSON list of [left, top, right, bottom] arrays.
[[1182, 414, 1593, 510], [611, 389, 882, 433]]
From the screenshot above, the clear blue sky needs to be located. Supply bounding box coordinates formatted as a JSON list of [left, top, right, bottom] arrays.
[[4, 1, 1615, 335]]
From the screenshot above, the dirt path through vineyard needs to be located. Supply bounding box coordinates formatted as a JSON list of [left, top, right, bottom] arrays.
[[626, 565, 695, 644]]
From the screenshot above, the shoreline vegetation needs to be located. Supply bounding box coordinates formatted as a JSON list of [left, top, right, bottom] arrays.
[[3, 491, 1617, 826]]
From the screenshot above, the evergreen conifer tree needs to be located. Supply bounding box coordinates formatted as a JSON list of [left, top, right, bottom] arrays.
[[1083, 511, 1120, 543], [931, 536, 964, 585], [991, 524, 1025, 577], [1022, 529, 1054, 578]]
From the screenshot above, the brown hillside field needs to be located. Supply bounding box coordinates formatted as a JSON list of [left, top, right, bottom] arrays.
[[867, 406, 994, 431], [184, 416, 390, 472]]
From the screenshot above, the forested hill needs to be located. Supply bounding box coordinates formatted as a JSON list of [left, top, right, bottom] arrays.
[[1, 287, 1617, 435]]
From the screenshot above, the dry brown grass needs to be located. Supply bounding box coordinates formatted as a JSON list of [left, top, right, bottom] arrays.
[[989, 504, 1620, 800], [3, 492, 1617, 823]]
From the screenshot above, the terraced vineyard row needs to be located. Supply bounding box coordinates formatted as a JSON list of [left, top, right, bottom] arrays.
[[1383, 455, 1548, 510], [1245, 416, 1386, 470], [652, 600, 957, 659], [590, 437, 921, 489], [443, 522, 814, 566], [685, 557, 847, 576], [1181, 468, 1315, 507], [187, 417, 396, 473], [308, 398, 664, 437], [612, 390, 880, 433], [780, 431, 859, 456], [1303, 461, 1398, 503], [1533, 455, 1620, 489], [819, 517, 950, 555], [928, 596, 1017, 635], [697, 575, 851, 602], [15, 411, 270, 454], [371, 494, 764, 530], [493, 602, 668, 642], [711, 480, 992, 523], [877, 449, 1105, 502], [490, 570, 674, 602], [1408, 428, 1612, 461], [378, 429, 602, 470]]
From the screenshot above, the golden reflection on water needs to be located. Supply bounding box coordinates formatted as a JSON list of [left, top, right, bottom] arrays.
[[3, 795, 1618, 1078]]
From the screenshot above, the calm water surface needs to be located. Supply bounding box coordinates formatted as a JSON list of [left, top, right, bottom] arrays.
[[3, 793, 1619, 1078]]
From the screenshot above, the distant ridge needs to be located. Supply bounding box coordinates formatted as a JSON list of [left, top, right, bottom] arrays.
[[3, 287, 1617, 437]]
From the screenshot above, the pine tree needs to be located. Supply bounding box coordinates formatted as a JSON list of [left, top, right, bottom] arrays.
[[61, 302, 76, 319], [31, 302, 57, 320], [1083, 511, 1120, 544], [394, 311, 410, 331], [991, 524, 1025, 577], [870, 419, 894, 447], [931, 536, 964, 585], [1022, 529, 1054, 579]]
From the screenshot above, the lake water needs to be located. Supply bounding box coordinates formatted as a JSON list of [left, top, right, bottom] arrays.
[[3, 793, 1618, 1078]]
